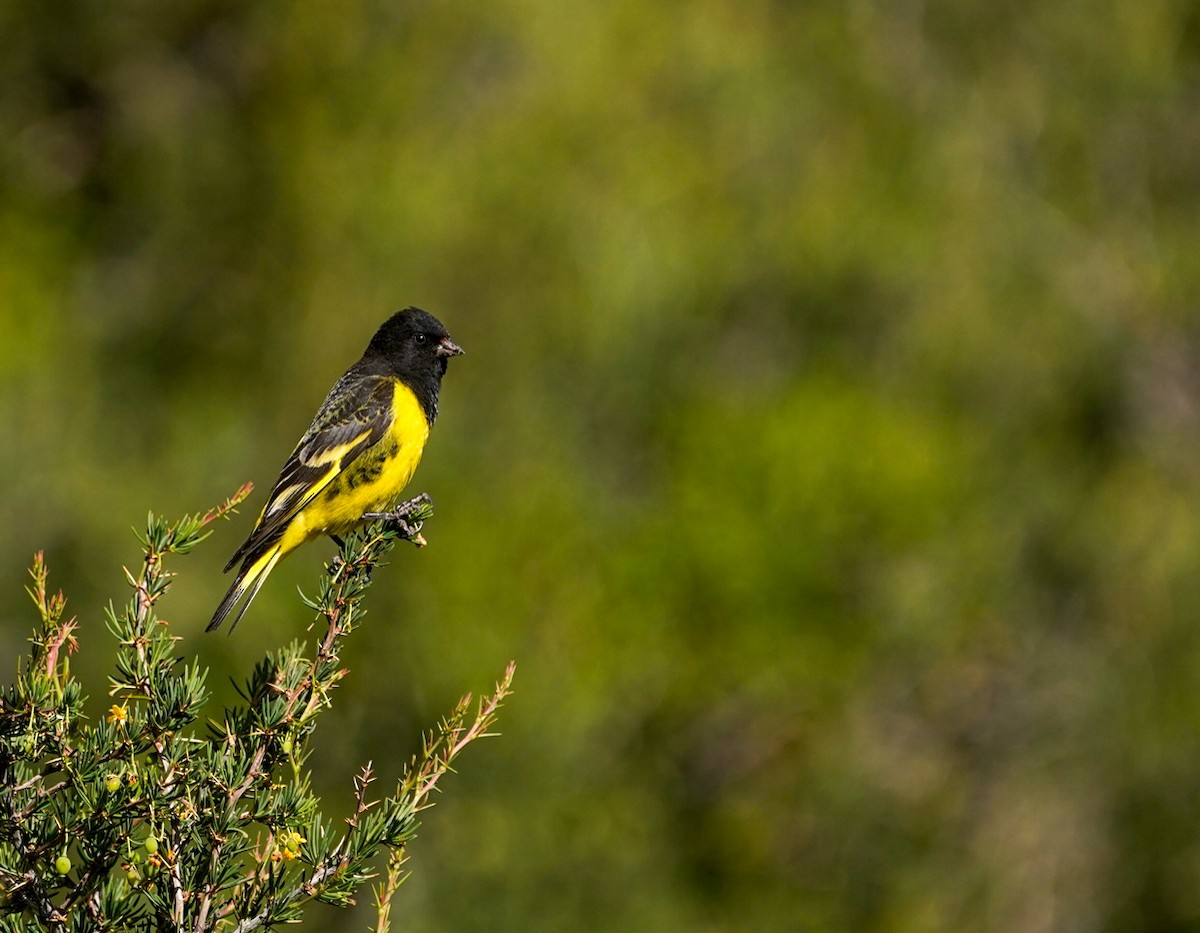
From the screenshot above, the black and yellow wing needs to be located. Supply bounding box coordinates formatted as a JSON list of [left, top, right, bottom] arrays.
[[223, 372, 396, 572], [207, 373, 397, 634]]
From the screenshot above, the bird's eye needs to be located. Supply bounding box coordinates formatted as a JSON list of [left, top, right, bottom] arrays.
[[414, 333, 427, 345]]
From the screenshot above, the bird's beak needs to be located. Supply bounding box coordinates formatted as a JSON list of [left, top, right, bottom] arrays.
[[437, 337, 465, 358]]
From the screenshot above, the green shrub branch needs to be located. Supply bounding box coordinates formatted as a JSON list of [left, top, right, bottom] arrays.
[[0, 487, 514, 932]]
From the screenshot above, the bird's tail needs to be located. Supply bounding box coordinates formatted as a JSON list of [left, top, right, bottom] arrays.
[[207, 545, 283, 633]]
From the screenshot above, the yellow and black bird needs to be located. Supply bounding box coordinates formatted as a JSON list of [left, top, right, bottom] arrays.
[[208, 308, 463, 633]]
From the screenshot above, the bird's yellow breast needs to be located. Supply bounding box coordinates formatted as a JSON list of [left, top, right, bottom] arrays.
[[281, 380, 430, 551]]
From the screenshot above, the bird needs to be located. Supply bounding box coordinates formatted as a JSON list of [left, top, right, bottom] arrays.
[[208, 307, 464, 633]]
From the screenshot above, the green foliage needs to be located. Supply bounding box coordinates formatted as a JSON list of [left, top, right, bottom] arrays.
[[0, 491, 513, 931]]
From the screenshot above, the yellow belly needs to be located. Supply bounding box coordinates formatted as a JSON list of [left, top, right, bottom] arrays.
[[279, 381, 430, 552]]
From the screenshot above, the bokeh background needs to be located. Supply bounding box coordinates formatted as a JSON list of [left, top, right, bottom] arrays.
[[2, 1, 1200, 929]]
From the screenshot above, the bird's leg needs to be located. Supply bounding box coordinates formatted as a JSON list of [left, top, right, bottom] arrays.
[[363, 493, 432, 544]]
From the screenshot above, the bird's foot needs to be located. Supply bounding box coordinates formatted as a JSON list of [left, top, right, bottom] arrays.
[[363, 493, 432, 546]]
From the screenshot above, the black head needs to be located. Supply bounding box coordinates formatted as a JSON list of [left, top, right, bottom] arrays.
[[363, 307, 463, 421]]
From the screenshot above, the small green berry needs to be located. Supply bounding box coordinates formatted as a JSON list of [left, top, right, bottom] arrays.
[[54, 855, 71, 876], [105, 774, 121, 793], [143, 835, 158, 855]]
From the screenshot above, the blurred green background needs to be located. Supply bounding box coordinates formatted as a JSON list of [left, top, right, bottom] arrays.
[[2, 1, 1200, 929]]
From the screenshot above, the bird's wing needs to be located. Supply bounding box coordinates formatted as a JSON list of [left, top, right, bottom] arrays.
[[224, 374, 394, 570]]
